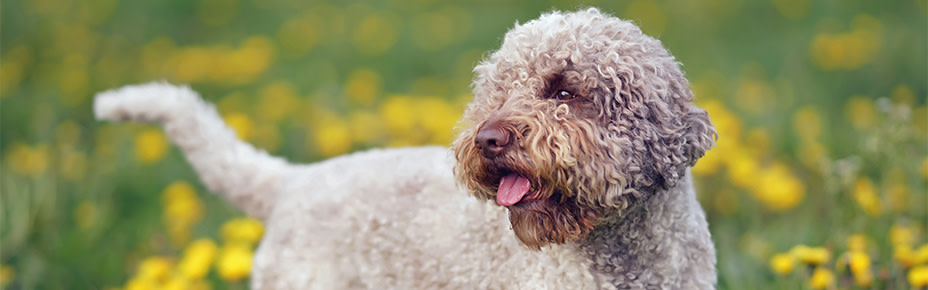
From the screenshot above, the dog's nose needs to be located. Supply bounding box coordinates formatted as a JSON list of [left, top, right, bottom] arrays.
[[475, 125, 511, 158]]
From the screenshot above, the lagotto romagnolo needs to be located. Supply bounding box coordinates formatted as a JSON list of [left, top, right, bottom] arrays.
[[96, 8, 718, 289]]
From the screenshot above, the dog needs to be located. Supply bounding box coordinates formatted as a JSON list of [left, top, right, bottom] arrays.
[[95, 8, 717, 289]]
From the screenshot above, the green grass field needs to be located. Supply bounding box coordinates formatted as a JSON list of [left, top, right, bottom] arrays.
[[1, 0, 926, 289]]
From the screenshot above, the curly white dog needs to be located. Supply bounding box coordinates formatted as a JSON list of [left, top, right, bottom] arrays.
[[96, 8, 717, 289]]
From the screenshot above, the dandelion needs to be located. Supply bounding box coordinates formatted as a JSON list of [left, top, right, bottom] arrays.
[[751, 163, 805, 211], [847, 251, 870, 275], [895, 244, 917, 268], [380, 96, 417, 137], [847, 234, 868, 253], [217, 244, 254, 282], [311, 116, 352, 157], [135, 256, 173, 282], [179, 239, 218, 279], [791, 245, 830, 266], [916, 244, 928, 265], [890, 223, 917, 246], [221, 218, 265, 245], [910, 265, 928, 288], [161, 275, 191, 290], [135, 129, 168, 164], [808, 267, 834, 289], [725, 149, 759, 188], [769, 253, 795, 275], [224, 112, 255, 141], [8, 143, 49, 176], [124, 277, 156, 290], [853, 177, 882, 216]]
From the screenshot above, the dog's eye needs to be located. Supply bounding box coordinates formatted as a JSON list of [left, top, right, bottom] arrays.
[[552, 90, 576, 101]]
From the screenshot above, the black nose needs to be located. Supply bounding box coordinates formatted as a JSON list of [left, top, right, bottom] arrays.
[[475, 124, 511, 158]]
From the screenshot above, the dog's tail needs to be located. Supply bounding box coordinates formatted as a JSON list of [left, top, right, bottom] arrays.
[[94, 81, 291, 220]]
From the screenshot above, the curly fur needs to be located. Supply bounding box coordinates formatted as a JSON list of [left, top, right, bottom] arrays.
[[95, 8, 717, 289]]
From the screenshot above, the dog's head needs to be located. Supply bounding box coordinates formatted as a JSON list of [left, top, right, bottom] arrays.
[[452, 8, 716, 249]]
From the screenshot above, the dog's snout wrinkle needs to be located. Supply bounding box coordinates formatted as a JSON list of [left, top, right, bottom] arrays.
[[475, 124, 511, 158]]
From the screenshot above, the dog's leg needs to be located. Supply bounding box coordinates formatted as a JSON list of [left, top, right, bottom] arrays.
[[94, 81, 291, 219]]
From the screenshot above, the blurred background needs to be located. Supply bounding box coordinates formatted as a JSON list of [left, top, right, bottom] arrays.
[[0, 0, 926, 289]]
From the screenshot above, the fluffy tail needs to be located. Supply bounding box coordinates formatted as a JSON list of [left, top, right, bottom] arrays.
[[94, 81, 291, 220]]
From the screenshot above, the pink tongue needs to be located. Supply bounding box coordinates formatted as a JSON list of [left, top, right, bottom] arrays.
[[497, 173, 531, 206]]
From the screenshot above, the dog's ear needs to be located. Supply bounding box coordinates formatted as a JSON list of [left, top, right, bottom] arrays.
[[679, 106, 716, 167]]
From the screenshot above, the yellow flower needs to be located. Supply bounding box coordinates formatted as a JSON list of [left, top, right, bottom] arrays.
[[853, 177, 882, 216], [124, 277, 156, 290], [916, 244, 928, 265], [380, 96, 416, 137], [751, 163, 805, 211], [8, 143, 49, 175], [417, 97, 459, 145], [0, 265, 14, 287], [161, 274, 191, 290], [224, 112, 255, 141], [910, 265, 928, 288], [699, 100, 742, 141], [725, 149, 759, 188], [221, 218, 265, 245], [895, 244, 916, 268], [134, 129, 168, 164], [162, 181, 204, 227], [769, 253, 795, 275], [311, 115, 352, 157], [791, 245, 830, 266], [808, 267, 834, 290], [891, 223, 917, 246], [179, 238, 218, 279], [344, 68, 383, 106], [847, 234, 867, 253], [848, 251, 870, 275], [217, 244, 254, 281], [135, 256, 173, 282]]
